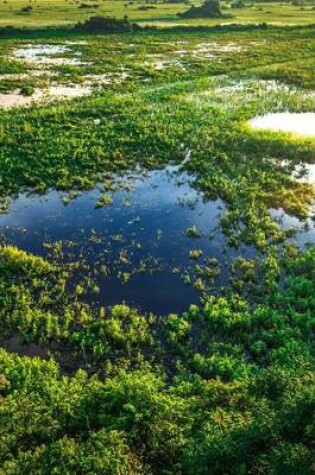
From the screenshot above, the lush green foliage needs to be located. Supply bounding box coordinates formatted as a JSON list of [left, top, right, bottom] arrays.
[[75, 15, 142, 33], [0, 245, 315, 473], [0, 17, 314, 475]]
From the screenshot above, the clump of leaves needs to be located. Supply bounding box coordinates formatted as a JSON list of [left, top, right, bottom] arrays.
[[186, 226, 201, 238], [95, 194, 113, 208]]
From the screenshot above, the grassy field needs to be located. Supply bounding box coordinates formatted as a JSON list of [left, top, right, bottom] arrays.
[[0, 5, 315, 475], [0, 0, 315, 27]]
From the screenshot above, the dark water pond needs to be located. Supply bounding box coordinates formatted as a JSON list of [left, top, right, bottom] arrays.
[[0, 164, 313, 314]]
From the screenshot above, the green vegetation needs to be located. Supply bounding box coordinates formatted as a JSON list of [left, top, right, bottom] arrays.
[[1, 243, 315, 473], [75, 15, 142, 33], [95, 194, 114, 208], [0, 0, 314, 28], [180, 0, 224, 19], [0, 7, 314, 475], [189, 249, 203, 259]]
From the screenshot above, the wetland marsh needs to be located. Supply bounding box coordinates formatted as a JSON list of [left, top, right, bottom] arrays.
[[0, 11, 315, 475], [0, 166, 228, 313]]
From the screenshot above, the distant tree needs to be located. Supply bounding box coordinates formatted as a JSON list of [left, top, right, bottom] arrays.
[[231, 0, 245, 8], [180, 0, 222, 18], [74, 16, 141, 33], [20, 5, 33, 13], [78, 3, 100, 8]]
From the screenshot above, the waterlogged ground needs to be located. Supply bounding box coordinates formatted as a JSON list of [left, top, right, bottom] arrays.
[[0, 166, 231, 313], [0, 158, 314, 313], [1, 30, 314, 104], [1, 22, 315, 475], [0, 25, 314, 327]]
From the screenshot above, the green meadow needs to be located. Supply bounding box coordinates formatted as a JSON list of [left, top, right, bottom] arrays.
[[0, 0, 314, 27]]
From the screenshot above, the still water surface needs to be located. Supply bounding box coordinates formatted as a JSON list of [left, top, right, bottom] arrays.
[[0, 164, 313, 313]]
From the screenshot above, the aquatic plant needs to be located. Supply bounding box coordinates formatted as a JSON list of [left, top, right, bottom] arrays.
[[186, 226, 201, 238], [189, 249, 203, 259], [95, 194, 113, 208]]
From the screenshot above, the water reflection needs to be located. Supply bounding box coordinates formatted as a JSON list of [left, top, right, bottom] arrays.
[[0, 164, 313, 313], [0, 166, 230, 313]]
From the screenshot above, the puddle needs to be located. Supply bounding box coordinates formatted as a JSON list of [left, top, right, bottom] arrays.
[[14, 44, 86, 66], [295, 163, 315, 184], [0, 72, 129, 109], [193, 51, 216, 60], [153, 59, 185, 70], [0, 84, 92, 108], [190, 79, 315, 108], [0, 90, 38, 108], [0, 165, 237, 314], [84, 71, 130, 86], [15, 44, 70, 59], [269, 161, 315, 244], [192, 42, 244, 59], [271, 207, 315, 248], [65, 40, 88, 46], [142, 59, 185, 70], [278, 160, 315, 184], [196, 43, 244, 53], [0, 70, 55, 81], [249, 112, 315, 137], [34, 57, 86, 66], [214, 79, 293, 95], [47, 85, 92, 98], [1, 335, 49, 359], [0, 334, 82, 372]]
